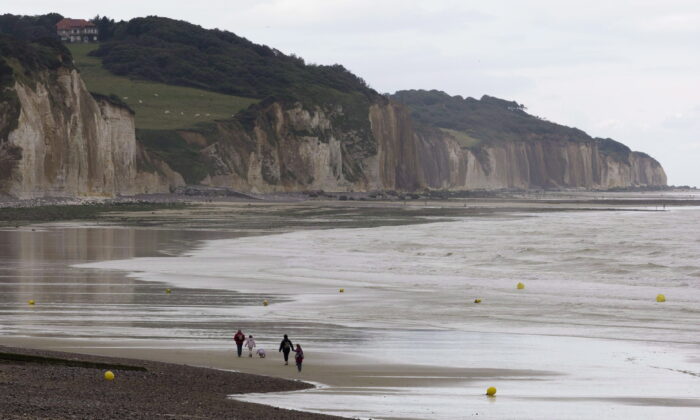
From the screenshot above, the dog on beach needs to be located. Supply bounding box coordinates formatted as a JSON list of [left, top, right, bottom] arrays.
[[256, 348, 266, 358]]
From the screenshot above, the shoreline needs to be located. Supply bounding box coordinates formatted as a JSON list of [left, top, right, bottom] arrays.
[[0, 336, 557, 390], [3, 190, 700, 230], [1, 187, 699, 209], [2, 197, 700, 418], [0, 344, 343, 419]]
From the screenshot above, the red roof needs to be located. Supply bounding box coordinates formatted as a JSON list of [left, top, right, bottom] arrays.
[[56, 18, 96, 30]]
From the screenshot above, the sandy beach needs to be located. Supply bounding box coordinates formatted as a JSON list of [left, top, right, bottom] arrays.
[[0, 344, 341, 419], [2, 193, 700, 419], [0, 336, 554, 390]]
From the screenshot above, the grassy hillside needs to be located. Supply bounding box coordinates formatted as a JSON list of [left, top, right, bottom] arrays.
[[68, 43, 257, 130], [90, 16, 377, 102]]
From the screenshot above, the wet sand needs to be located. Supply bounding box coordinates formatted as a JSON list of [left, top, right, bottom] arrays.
[[0, 337, 554, 389]]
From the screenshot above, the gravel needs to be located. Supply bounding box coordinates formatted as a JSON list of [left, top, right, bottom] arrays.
[[0, 346, 343, 419]]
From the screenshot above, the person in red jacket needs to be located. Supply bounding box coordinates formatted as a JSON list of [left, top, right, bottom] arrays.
[[294, 344, 304, 372], [233, 330, 245, 357]]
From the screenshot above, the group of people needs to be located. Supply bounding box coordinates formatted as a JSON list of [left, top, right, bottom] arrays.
[[233, 330, 305, 372]]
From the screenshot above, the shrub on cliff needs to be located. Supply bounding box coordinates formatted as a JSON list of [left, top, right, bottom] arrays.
[[0, 13, 63, 41], [0, 35, 73, 74]]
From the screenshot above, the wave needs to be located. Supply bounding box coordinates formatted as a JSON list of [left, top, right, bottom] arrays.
[[646, 262, 669, 268]]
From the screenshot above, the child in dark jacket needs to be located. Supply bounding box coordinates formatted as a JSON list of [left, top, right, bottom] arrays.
[[294, 344, 304, 372]]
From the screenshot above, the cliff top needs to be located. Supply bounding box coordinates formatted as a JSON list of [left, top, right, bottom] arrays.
[[391, 89, 642, 162], [89, 16, 378, 104], [0, 35, 72, 77], [0, 35, 73, 145], [391, 89, 590, 144]]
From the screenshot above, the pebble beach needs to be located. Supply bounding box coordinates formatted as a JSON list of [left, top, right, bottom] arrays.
[[0, 345, 340, 419]]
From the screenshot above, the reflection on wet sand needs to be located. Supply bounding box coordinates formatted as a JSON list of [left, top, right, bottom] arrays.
[[0, 227, 246, 337]]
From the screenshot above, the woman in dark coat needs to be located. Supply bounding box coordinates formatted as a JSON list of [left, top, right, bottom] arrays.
[[278, 334, 294, 365], [233, 330, 245, 357]]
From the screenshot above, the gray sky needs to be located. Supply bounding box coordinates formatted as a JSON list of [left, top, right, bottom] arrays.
[[12, 1, 700, 186]]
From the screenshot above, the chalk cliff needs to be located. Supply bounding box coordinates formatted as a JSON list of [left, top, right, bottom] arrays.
[[189, 99, 380, 193], [0, 39, 182, 198], [181, 98, 666, 192], [372, 102, 667, 190], [0, 38, 666, 198], [386, 90, 667, 190]]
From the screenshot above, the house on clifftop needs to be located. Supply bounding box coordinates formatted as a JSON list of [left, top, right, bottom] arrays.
[[56, 18, 98, 43]]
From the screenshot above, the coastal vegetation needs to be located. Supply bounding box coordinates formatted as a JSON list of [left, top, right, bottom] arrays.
[[391, 89, 638, 164], [392, 89, 593, 146], [89, 16, 376, 102], [136, 129, 212, 184], [0, 13, 63, 41]]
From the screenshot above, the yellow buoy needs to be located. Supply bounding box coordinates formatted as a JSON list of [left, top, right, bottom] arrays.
[[486, 386, 497, 396], [104, 371, 115, 380], [656, 294, 666, 302], [165, 288, 172, 294], [474, 298, 482, 303], [263, 299, 269, 306], [339, 288, 345, 293], [516, 282, 525, 290], [27, 300, 35, 305]]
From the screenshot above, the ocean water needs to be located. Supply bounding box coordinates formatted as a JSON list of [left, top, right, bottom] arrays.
[[77, 206, 700, 419], [2, 201, 700, 419]]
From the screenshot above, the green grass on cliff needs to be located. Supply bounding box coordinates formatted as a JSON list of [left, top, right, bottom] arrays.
[[68, 44, 257, 130], [439, 128, 482, 148]]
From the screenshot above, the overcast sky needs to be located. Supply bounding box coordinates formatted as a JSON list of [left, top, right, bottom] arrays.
[[11, 1, 700, 186]]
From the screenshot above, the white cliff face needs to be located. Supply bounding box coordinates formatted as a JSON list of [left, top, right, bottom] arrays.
[[440, 139, 667, 190], [198, 100, 667, 193], [369, 103, 666, 191], [204, 102, 379, 193], [1, 68, 177, 198], [0, 69, 666, 197]]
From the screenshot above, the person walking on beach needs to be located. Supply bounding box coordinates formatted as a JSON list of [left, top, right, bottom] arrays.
[[233, 330, 245, 357], [244, 335, 256, 357], [294, 344, 304, 372], [279, 334, 294, 365]]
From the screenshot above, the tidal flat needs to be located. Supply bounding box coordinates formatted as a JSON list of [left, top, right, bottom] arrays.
[[1, 192, 700, 419]]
